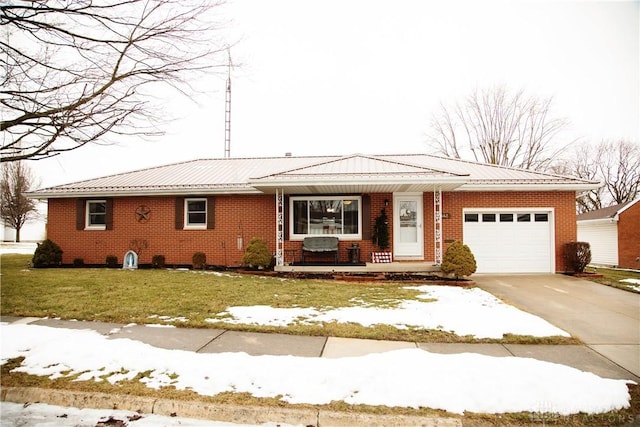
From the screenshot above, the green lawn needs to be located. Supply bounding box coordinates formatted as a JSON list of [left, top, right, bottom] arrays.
[[3, 253, 637, 425], [1, 254, 576, 344], [584, 265, 640, 293]]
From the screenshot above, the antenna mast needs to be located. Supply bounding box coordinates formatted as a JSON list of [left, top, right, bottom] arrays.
[[224, 50, 232, 158]]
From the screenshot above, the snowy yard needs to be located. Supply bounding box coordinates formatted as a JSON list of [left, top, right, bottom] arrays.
[[208, 285, 570, 339], [1, 284, 635, 417], [0, 323, 634, 416]]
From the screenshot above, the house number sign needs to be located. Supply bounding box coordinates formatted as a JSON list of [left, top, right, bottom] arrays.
[[135, 205, 151, 223]]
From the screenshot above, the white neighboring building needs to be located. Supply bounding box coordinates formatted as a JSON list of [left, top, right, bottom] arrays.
[[576, 199, 640, 269], [1, 200, 47, 242]]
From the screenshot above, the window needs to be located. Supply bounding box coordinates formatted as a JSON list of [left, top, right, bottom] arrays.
[[535, 213, 549, 222], [517, 213, 531, 222], [185, 198, 207, 228], [499, 213, 514, 222], [464, 213, 479, 222], [86, 200, 106, 229], [291, 196, 360, 238], [482, 213, 496, 222]]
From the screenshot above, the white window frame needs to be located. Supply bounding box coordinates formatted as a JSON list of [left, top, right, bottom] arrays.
[[289, 196, 362, 240], [85, 200, 107, 230], [184, 198, 207, 229]]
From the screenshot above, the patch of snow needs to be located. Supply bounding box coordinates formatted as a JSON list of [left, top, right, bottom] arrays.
[[0, 324, 633, 415], [0, 243, 37, 255], [1, 402, 287, 426], [209, 285, 569, 339], [148, 314, 188, 323]]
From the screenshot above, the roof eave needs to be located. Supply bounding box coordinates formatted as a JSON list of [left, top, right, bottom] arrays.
[[456, 183, 601, 192], [576, 217, 617, 224], [25, 187, 262, 199]]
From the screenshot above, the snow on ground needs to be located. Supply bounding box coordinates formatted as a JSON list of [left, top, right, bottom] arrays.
[[0, 243, 37, 255], [620, 278, 640, 292], [0, 401, 286, 427], [209, 285, 570, 339], [0, 323, 633, 416]]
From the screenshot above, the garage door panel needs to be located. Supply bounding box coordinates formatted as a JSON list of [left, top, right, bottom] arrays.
[[463, 211, 552, 273]]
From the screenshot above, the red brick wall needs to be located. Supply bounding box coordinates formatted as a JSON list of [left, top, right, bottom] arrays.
[[47, 195, 274, 266], [617, 202, 640, 269], [46, 190, 577, 271]]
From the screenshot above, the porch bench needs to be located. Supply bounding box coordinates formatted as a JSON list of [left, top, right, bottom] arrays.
[[301, 236, 339, 264]]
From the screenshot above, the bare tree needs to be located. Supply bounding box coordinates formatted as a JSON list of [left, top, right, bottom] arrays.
[[1, 0, 230, 162], [552, 139, 640, 213], [597, 140, 640, 205], [0, 161, 38, 241], [428, 85, 570, 171]]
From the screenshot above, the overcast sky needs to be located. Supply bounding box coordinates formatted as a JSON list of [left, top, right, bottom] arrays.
[[31, 0, 639, 188]]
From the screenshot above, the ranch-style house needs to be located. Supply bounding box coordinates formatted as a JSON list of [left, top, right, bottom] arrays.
[[28, 153, 599, 273]]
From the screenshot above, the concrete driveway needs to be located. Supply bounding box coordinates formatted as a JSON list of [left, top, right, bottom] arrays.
[[474, 274, 640, 379]]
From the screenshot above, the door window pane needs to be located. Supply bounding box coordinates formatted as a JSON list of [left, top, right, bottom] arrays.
[[517, 213, 531, 222], [500, 213, 514, 222], [399, 200, 417, 242], [535, 213, 549, 222], [482, 213, 496, 222], [464, 213, 479, 222]]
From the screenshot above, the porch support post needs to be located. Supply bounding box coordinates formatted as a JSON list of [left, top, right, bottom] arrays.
[[434, 187, 443, 265], [275, 188, 284, 267]]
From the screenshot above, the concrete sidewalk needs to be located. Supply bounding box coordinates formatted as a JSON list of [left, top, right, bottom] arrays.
[[3, 316, 637, 382]]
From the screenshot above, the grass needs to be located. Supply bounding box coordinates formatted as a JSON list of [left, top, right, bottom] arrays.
[[2, 253, 637, 425], [583, 266, 640, 294], [0, 254, 575, 344]]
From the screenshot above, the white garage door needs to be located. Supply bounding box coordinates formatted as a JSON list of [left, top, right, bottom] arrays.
[[463, 210, 553, 273]]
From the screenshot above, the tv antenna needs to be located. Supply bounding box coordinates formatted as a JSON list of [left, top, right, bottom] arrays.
[[224, 49, 232, 158]]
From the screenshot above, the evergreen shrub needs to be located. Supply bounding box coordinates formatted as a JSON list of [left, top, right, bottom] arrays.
[[242, 237, 272, 268], [32, 239, 63, 268], [441, 240, 477, 279]]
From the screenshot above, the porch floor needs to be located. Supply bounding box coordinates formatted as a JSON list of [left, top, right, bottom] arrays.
[[275, 261, 441, 274]]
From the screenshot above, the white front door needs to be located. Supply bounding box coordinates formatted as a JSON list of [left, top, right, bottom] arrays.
[[393, 193, 424, 259]]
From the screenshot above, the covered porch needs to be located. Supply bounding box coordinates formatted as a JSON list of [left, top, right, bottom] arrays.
[[247, 154, 470, 274]]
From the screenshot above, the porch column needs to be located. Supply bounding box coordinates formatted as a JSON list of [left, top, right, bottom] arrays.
[[434, 187, 443, 265], [275, 188, 284, 267]]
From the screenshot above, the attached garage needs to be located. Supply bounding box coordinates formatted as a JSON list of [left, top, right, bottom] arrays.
[[463, 209, 554, 273]]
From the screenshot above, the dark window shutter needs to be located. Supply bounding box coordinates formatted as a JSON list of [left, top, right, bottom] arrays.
[[175, 197, 184, 229], [207, 197, 215, 229], [105, 198, 114, 230], [284, 196, 290, 240], [362, 194, 371, 240], [76, 199, 85, 230]]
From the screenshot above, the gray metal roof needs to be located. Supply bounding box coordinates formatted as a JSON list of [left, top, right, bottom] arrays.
[[28, 153, 600, 198]]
